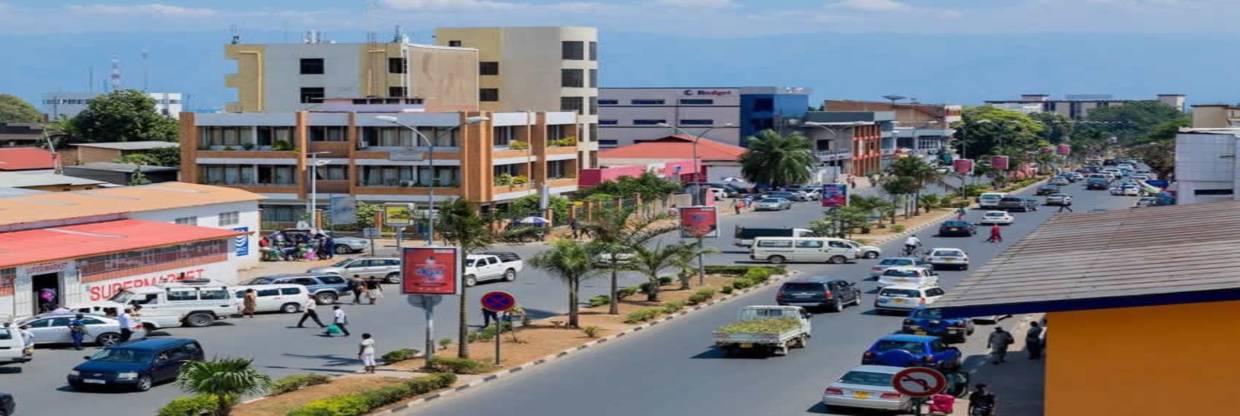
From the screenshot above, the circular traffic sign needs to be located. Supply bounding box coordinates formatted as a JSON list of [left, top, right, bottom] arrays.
[[480, 291, 516, 313], [891, 367, 948, 398]]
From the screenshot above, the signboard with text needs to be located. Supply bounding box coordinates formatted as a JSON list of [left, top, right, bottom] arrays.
[[401, 247, 461, 295], [991, 155, 1010, 170], [384, 204, 414, 227], [679, 206, 718, 238], [1057, 144, 1071, 156], [953, 159, 974, 176], [233, 227, 249, 257], [820, 184, 849, 208]]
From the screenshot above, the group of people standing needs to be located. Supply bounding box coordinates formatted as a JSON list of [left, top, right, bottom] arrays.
[[259, 231, 336, 262]]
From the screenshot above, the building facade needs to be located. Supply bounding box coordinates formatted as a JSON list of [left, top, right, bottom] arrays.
[[178, 102, 581, 224], [800, 111, 892, 177], [1190, 104, 1240, 128], [599, 87, 810, 148], [43, 91, 183, 120], [433, 27, 600, 169], [985, 93, 1187, 119], [822, 100, 959, 160], [1173, 128, 1240, 204]]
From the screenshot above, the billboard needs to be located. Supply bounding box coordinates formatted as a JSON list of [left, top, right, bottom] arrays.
[[679, 206, 718, 238], [384, 203, 414, 227], [953, 159, 974, 175], [329, 196, 357, 225], [401, 247, 461, 295], [991, 155, 1010, 170], [1056, 144, 1071, 156], [821, 184, 849, 208]]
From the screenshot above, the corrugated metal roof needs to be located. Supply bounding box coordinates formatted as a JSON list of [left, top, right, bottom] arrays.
[[70, 141, 179, 151], [933, 201, 1240, 317], [0, 182, 263, 229]]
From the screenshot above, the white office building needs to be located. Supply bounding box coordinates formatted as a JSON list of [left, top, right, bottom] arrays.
[[1174, 128, 1240, 204], [598, 87, 810, 148], [43, 91, 183, 120]]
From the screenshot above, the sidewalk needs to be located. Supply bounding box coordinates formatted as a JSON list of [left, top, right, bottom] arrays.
[[946, 314, 1045, 416]]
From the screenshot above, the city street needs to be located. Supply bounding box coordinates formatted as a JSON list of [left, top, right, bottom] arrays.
[[407, 179, 1136, 416]]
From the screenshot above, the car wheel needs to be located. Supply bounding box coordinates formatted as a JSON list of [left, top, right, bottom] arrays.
[[135, 375, 152, 392], [184, 312, 214, 328], [335, 245, 351, 255], [384, 273, 401, 284], [465, 275, 478, 287], [95, 332, 122, 346], [961, 265, 969, 271], [863, 251, 879, 259], [768, 255, 786, 264], [828, 255, 847, 264], [281, 302, 301, 313], [831, 301, 844, 313], [315, 292, 338, 305], [851, 292, 862, 306], [504, 269, 517, 281]]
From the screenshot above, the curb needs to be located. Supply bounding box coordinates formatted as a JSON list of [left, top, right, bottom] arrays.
[[379, 270, 800, 414]]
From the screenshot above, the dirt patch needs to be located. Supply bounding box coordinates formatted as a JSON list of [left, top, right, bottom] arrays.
[[232, 375, 407, 416]]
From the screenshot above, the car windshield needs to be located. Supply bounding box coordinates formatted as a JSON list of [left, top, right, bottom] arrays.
[[880, 289, 920, 298], [932, 250, 962, 257], [909, 308, 942, 320], [248, 277, 274, 285], [875, 340, 926, 354], [942, 221, 968, 227], [984, 212, 1004, 217], [878, 259, 910, 266], [108, 290, 136, 304], [838, 371, 893, 387], [781, 283, 824, 292], [760, 199, 780, 203], [465, 259, 477, 267], [90, 348, 155, 363], [331, 259, 354, 267], [884, 269, 919, 277]]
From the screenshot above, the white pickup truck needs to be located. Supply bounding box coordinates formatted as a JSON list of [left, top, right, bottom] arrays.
[[713, 305, 813, 357], [463, 252, 524, 287], [71, 280, 240, 329]]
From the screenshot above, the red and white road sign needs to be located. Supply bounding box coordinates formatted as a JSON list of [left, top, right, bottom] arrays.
[[891, 367, 948, 398]]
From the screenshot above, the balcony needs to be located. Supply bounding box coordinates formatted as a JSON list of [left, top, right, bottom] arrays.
[[314, 180, 350, 194], [816, 149, 852, 162]]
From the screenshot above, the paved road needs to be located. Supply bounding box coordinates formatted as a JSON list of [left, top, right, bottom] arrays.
[[407, 180, 1136, 416]]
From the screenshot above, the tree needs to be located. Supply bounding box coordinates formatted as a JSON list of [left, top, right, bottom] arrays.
[[66, 89, 178, 143], [582, 207, 676, 314], [881, 175, 919, 219], [739, 129, 817, 187], [436, 198, 493, 359], [116, 146, 181, 167], [917, 194, 941, 214], [529, 239, 593, 328], [355, 202, 382, 229], [1129, 140, 1175, 178], [0, 94, 42, 123], [886, 157, 940, 215], [175, 357, 271, 416], [1031, 112, 1073, 144], [1085, 101, 1185, 145], [626, 242, 695, 302], [810, 206, 869, 238], [952, 106, 1043, 159]]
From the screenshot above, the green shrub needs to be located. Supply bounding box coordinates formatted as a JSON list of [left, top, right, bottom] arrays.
[[288, 374, 456, 416], [624, 307, 661, 323], [588, 294, 611, 308], [658, 276, 674, 286], [695, 287, 717, 298], [582, 325, 602, 338], [379, 348, 420, 365], [732, 279, 752, 290], [716, 317, 802, 334], [271, 373, 333, 395], [661, 300, 686, 314], [439, 338, 452, 349], [617, 286, 638, 299], [158, 394, 230, 416], [743, 268, 771, 283], [466, 332, 479, 343], [639, 282, 654, 294], [720, 286, 734, 295], [704, 265, 787, 275], [428, 357, 495, 375], [892, 224, 906, 233]]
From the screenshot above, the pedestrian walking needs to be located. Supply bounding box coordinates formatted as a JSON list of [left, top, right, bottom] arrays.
[[987, 327, 1014, 364], [986, 223, 1003, 243], [324, 235, 336, 259], [68, 314, 87, 350], [350, 277, 365, 304], [1026, 321, 1045, 359], [117, 307, 135, 342], [358, 333, 377, 374], [1058, 200, 1074, 212], [569, 217, 580, 239], [17, 324, 34, 358], [482, 307, 499, 327], [733, 200, 742, 215], [297, 297, 325, 328], [968, 384, 997, 416], [328, 306, 351, 336], [242, 289, 258, 318], [956, 206, 967, 221], [365, 278, 382, 305]]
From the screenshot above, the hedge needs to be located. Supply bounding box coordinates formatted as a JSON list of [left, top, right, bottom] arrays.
[[703, 265, 786, 276], [158, 394, 230, 416], [661, 300, 686, 314], [742, 268, 771, 283], [287, 373, 457, 416], [271, 373, 333, 395], [687, 288, 716, 305], [616, 287, 638, 299], [588, 294, 610, 307], [427, 357, 495, 375], [380, 348, 420, 364], [624, 307, 661, 323]]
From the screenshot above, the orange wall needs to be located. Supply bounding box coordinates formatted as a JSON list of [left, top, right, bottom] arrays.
[[1046, 300, 1240, 415]]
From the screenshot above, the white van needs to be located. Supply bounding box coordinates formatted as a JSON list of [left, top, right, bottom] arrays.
[[750, 237, 860, 264], [72, 280, 240, 329], [977, 192, 1007, 209], [233, 284, 312, 314]]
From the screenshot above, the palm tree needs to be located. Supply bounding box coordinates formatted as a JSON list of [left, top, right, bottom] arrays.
[[529, 239, 593, 328], [918, 194, 942, 214], [437, 198, 493, 359], [887, 157, 940, 215], [881, 175, 919, 218], [176, 357, 272, 416], [627, 242, 695, 302], [739, 130, 818, 187], [849, 195, 885, 232], [582, 207, 676, 314]]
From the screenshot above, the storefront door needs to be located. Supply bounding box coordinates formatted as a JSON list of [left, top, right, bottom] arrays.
[[32, 273, 60, 315]]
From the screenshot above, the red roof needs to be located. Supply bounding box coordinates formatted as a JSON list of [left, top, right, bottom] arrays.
[[598, 134, 746, 162], [0, 147, 55, 171], [0, 220, 244, 268]]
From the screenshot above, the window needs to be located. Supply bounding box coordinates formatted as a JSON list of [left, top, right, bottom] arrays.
[[257, 165, 296, 185], [753, 98, 774, 112], [562, 41, 584, 60], [309, 126, 347, 142], [561, 96, 583, 114], [319, 275, 345, 284], [480, 88, 499, 102], [816, 140, 831, 151], [599, 119, 618, 125], [589, 97, 597, 115], [299, 58, 324, 74], [198, 126, 252, 149], [480, 62, 499, 75], [633, 119, 666, 126], [300, 87, 325, 104], [589, 41, 598, 61], [598, 99, 618, 105], [589, 69, 597, 88], [280, 288, 301, 295], [547, 160, 571, 179], [199, 289, 228, 300], [448, 40, 462, 47], [757, 240, 793, 248], [218, 211, 240, 226], [167, 289, 198, 301], [599, 139, 618, 147], [561, 69, 584, 88], [256, 126, 293, 148], [260, 206, 303, 223], [199, 165, 254, 185], [630, 99, 665, 105], [1194, 189, 1234, 196], [175, 216, 197, 226], [493, 126, 515, 147], [316, 165, 348, 180], [680, 119, 712, 125], [388, 57, 406, 74], [795, 240, 823, 248], [358, 166, 460, 187], [679, 99, 713, 105], [829, 241, 852, 248], [926, 287, 946, 297], [389, 86, 406, 97]]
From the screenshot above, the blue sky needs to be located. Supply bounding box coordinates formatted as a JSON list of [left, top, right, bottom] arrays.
[[2, 0, 1239, 110]]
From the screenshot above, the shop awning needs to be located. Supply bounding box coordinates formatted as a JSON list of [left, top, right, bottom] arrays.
[[0, 219, 245, 269]]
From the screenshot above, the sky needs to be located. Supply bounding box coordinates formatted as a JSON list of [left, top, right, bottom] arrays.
[[2, 0, 1239, 111]]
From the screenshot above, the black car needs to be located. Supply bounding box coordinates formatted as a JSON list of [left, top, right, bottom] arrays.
[[937, 220, 977, 237], [775, 276, 862, 312], [997, 196, 1038, 212], [68, 338, 205, 392], [0, 392, 12, 416], [1035, 184, 1060, 196], [1086, 178, 1110, 190]]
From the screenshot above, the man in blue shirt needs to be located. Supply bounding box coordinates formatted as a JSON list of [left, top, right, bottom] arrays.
[[68, 314, 87, 350]]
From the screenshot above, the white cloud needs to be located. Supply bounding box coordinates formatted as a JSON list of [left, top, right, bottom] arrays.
[[67, 3, 217, 17], [829, 0, 909, 12], [654, 0, 736, 8], [380, 0, 525, 11]]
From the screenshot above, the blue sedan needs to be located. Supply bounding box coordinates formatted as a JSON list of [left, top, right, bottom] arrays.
[[861, 334, 962, 371], [902, 307, 973, 343]]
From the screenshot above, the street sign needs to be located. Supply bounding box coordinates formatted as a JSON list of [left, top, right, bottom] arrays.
[[891, 367, 948, 398], [678, 206, 718, 238], [480, 291, 517, 313], [384, 203, 414, 227], [400, 246, 461, 295], [821, 183, 849, 208]]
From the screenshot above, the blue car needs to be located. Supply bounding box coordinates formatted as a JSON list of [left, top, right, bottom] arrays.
[[68, 338, 204, 392], [902, 307, 973, 343], [861, 334, 961, 371]]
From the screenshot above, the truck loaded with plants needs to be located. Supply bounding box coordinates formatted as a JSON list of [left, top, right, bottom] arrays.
[[712, 305, 812, 357]]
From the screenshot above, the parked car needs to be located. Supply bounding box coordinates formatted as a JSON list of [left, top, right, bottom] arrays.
[[733, 226, 814, 247], [233, 284, 312, 314], [1045, 193, 1073, 206], [1036, 184, 1061, 195], [937, 220, 976, 237], [876, 267, 940, 288], [822, 365, 912, 412], [870, 257, 932, 278], [68, 338, 205, 392], [843, 239, 882, 259], [998, 196, 1038, 212], [280, 229, 371, 254], [753, 198, 793, 211], [1121, 184, 1141, 196], [1086, 177, 1110, 190], [861, 334, 962, 371], [977, 210, 1014, 225], [775, 276, 862, 312], [713, 305, 812, 357], [1135, 196, 1158, 207], [308, 257, 402, 284], [977, 192, 1006, 209], [73, 281, 239, 329], [247, 273, 350, 305], [875, 284, 946, 313], [763, 191, 805, 202], [0, 326, 30, 366], [925, 248, 969, 271], [1069, 172, 1085, 181], [903, 306, 973, 343], [18, 313, 145, 347], [464, 253, 524, 286], [750, 237, 859, 264]]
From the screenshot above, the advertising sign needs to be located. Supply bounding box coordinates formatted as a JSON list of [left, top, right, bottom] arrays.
[[991, 155, 1010, 170], [329, 196, 358, 226], [401, 247, 461, 295], [232, 227, 249, 257], [679, 206, 719, 238], [1057, 144, 1071, 156], [953, 159, 974, 175], [384, 203, 414, 227], [820, 184, 849, 208]]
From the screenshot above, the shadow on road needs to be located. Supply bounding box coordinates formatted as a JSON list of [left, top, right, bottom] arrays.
[[278, 352, 360, 369], [0, 367, 21, 374], [690, 347, 773, 360]]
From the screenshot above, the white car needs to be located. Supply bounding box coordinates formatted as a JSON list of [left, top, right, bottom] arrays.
[[72, 281, 240, 329], [870, 257, 931, 277], [1045, 193, 1072, 206], [876, 267, 940, 288], [875, 284, 946, 313], [1122, 185, 1140, 196], [0, 325, 31, 365], [233, 284, 312, 314], [845, 240, 882, 259], [17, 313, 147, 346], [1109, 185, 1123, 195], [709, 187, 728, 201], [753, 198, 792, 211], [977, 210, 1014, 225], [977, 192, 1006, 209], [822, 365, 913, 412], [925, 248, 969, 271], [464, 253, 525, 287]]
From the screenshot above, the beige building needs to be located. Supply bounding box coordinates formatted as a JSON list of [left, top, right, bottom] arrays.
[[434, 27, 599, 168], [985, 93, 1186, 120], [1191, 104, 1240, 128]]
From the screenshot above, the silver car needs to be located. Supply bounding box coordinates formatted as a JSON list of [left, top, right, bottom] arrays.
[[754, 198, 793, 211], [328, 234, 370, 254], [17, 314, 145, 347], [308, 257, 402, 283]]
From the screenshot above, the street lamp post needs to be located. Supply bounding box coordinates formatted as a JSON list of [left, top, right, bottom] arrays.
[[657, 122, 733, 286], [307, 152, 331, 230]]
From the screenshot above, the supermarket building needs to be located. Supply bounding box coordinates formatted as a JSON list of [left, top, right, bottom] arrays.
[[0, 183, 261, 319]]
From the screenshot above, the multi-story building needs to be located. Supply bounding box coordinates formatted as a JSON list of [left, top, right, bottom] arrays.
[[1190, 104, 1240, 128], [1174, 128, 1240, 204], [798, 111, 892, 177], [985, 93, 1187, 119], [43, 91, 183, 120], [433, 26, 600, 168], [822, 100, 960, 159], [599, 87, 811, 148], [178, 100, 581, 224]]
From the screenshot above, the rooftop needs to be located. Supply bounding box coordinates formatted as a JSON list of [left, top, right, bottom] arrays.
[[933, 201, 1240, 319], [0, 219, 243, 268], [65, 162, 180, 173], [0, 147, 55, 171], [0, 187, 47, 198], [0, 171, 105, 188], [69, 141, 179, 151], [598, 135, 746, 162], [0, 182, 263, 230]]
